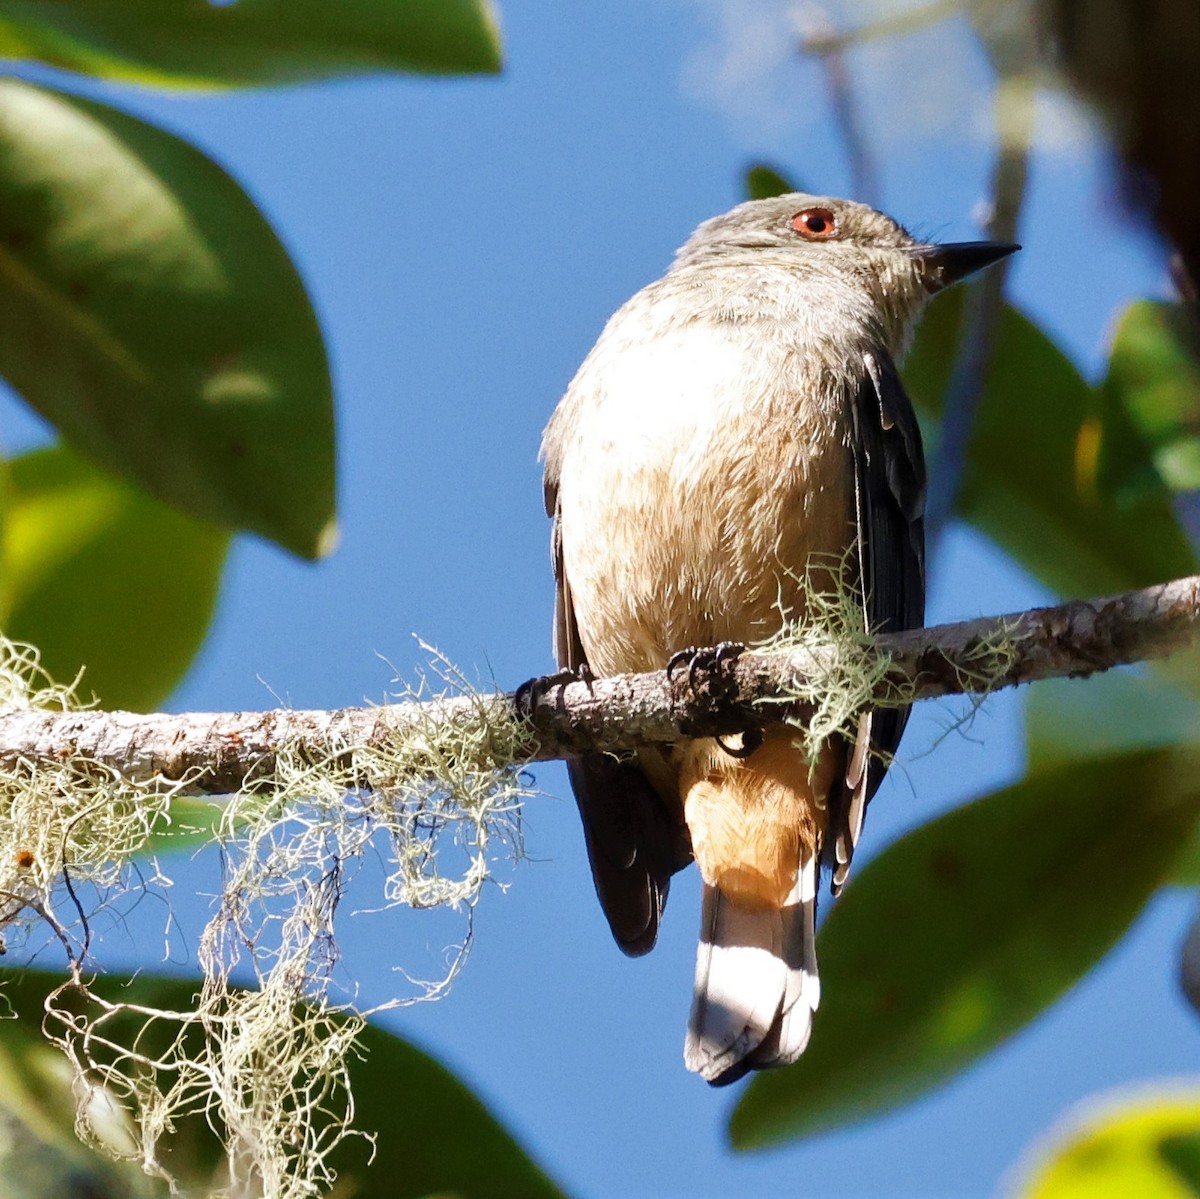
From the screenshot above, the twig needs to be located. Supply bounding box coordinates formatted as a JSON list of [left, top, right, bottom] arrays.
[[1, 574, 1199, 796], [924, 19, 1036, 545], [794, 6, 881, 204], [795, 0, 962, 57]]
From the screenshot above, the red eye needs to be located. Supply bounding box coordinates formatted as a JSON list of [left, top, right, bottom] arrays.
[[790, 207, 838, 239]]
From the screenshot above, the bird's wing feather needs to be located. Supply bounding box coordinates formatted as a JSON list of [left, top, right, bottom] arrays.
[[546, 476, 689, 956], [831, 347, 926, 892]]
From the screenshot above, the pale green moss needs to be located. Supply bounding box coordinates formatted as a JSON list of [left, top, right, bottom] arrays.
[[0, 637, 533, 1199]]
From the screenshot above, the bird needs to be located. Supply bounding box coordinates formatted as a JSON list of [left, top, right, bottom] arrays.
[[538, 193, 1017, 1085]]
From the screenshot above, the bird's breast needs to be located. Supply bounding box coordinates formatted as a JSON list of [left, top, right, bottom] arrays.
[[557, 316, 854, 676]]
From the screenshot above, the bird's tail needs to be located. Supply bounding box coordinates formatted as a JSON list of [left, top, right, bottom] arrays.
[[684, 852, 819, 1086]]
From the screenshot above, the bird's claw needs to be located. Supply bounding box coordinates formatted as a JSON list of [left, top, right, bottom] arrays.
[[668, 641, 756, 750], [514, 663, 595, 720], [667, 641, 746, 699]]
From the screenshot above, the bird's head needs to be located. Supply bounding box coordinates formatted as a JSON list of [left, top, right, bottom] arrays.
[[672, 192, 1018, 349]]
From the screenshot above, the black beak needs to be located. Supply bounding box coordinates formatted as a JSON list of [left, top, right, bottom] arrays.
[[918, 241, 1020, 293]]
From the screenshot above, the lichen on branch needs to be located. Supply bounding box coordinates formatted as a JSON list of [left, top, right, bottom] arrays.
[[1, 572, 1200, 1193], [2, 574, 1196, 794], [0, 638, 534, 1198]]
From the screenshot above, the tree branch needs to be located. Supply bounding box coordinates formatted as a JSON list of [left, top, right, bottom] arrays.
[[3, 573, 1200, 797]]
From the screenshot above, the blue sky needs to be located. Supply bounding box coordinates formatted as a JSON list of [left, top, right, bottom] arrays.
[[6, 2, 1196, 1196]]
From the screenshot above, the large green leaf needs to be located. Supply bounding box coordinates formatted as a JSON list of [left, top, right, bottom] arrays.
[[1012, 1090, 1200, 1199], [1026, 671, 1200, 885], [0, 967, 565, 1199], [905, 291, 1196, 597], [1101, 301, 1200, 496], [0, 80, 335, 559], [1026, 672, 1200, 774], [328, 1006, 565, 1199], [729, 749, 1200, 1148], [0, 0, 501, 87], [1, 444, 228, 711]]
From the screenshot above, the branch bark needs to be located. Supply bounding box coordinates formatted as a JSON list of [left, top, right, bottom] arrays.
[[4, 573, 1200, 797]]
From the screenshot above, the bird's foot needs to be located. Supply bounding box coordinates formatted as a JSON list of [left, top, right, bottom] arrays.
[[666, 641, 746, 701], [667, 641, 756, 746], [514, 663, 595, 721]]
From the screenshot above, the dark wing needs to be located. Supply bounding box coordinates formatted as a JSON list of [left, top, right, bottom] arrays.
[[828, 348, 926, 893], [546, 477, 690, 956]]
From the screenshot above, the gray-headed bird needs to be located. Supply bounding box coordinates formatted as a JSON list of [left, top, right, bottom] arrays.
[[539, 194, 1016, 1084]]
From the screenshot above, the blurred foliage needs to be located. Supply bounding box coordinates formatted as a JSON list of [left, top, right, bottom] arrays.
[[1, 444, 228, 711], [1041, 0, 1200, 292], [1012, 1089, 1200, 1199], [0, 0, 502, 86], [141, 795, 229, 857], [0, 967, 564, 1198], [904, 288, 1197, 598], [0, 0, 1196, 1192], [1026, 670, 1200, 888], [1162, 1132, 1200, 1195], [731, 748, 1200, 1147], [0, 80, 336, 560], [745, 162, 801, 201], [1026, 671, 1200, 773], [1101, 301, 1200, 497], [733, 149, 1200, 1155]]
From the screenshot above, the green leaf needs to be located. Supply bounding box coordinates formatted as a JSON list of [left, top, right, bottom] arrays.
[[0, 80, 336, 559], [330, 1007, 566, 1199], [0, 968, 565, 1199], [0, 974, 172, 1196], [1011, 1090, 1200, 1199], [1025, 671, 1200, 885], [905, 292, 1197, 597], [744, 163, 799, 200], [1026, 671, 1200, 774], [1162, 1132, 1200, 1195], [729, 749, 1200, 1149], [1102, 301, 1200, 495], [1, 445, 229, 711], [1172, 827, 1200, 886], [0, 0, 501, 87]]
